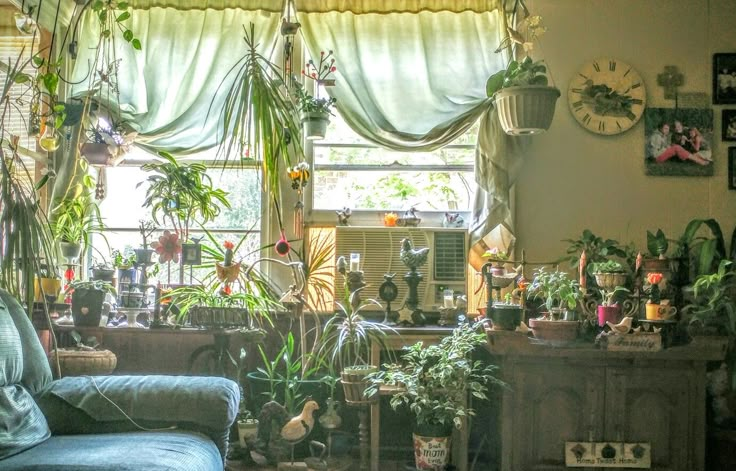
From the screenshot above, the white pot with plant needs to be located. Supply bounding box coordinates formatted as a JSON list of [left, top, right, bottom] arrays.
[[366, 323, 504, 470], [486, 14, 559, 135]]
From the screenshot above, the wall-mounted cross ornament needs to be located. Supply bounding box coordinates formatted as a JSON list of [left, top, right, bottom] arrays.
[[657, 65, 684, 101]]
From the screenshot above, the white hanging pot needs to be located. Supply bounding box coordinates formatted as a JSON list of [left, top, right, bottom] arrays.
[[494, 85, 561, 135], [300, 111, 330, 140]]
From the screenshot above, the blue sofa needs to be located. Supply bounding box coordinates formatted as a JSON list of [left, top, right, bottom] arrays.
[[0, 289, 240, 470]]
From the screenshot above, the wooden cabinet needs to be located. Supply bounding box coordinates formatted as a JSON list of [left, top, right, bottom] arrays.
[[488, 340, 719, 471]]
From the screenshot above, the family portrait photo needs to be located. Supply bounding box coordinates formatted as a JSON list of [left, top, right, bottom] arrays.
[[713, 53, 736, 104], [644, 108, 714, 177], [723, 109, 736, 141]]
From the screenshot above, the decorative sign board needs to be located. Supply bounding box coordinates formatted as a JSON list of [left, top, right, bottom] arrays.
[[606, 333, 662, 352], [565, 442, 651, 468]]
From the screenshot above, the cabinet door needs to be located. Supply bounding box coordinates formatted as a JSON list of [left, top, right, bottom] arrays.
[[605, 366, 695, 471], [508, 362, 605, 471]]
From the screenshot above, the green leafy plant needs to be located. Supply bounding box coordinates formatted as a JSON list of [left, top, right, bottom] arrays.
[[139, 151, 229, 241], [111, 249, 136, 268], [527, 268, 581, 312], [210, 23, 303, 195], [599, 286, 629, 307], [562, 229, 635, 287], [51, 182, 106, 249], [68, 330, 101, 351], [486, 56, 549, 97], [647, 229, 669, 258], [591, 260, 625, 274], [675, 218, 730, 279], [684, 260, 735, 337], [67, 279, 117, 297], [292, 81, 336, 115], [90, 0, 142, 51], [366, 322, 503, 430]]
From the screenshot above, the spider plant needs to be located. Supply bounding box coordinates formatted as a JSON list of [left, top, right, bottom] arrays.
[[50, 182, 106, 249], [139, 151, 229, 241], [0, 52, 58, 309], [210, 22, 303, 197]]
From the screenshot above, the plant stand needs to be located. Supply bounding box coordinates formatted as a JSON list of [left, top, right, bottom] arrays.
[[403, 268, 426, 326]]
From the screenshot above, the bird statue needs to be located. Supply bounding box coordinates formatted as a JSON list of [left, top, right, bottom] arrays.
[[399, 238, 430, 270], [606, 316, 633, 335], [336, 255, 347, 275], [336, 207, 351, 226], [252, 400, 320, 465]]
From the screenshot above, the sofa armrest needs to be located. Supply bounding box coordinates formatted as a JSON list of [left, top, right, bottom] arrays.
[[34, 375, 239, 461]]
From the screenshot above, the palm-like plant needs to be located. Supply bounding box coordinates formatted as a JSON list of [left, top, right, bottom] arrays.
[[51, 188, 105, 247], [0, 52, 58, 309], [211, 22, 303, 196], [684, 260, 736, 336], [139, 151, 229, 241]]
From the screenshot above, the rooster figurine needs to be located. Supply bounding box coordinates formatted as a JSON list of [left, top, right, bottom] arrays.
[[399, 238, 430, 270], [252, 400, 320, 465]]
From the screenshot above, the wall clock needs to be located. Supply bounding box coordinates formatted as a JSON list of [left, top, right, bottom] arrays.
[[567, 58, 646, 135]]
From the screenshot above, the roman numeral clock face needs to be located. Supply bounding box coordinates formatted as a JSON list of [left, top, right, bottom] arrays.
[[567, 58, 646, 135]]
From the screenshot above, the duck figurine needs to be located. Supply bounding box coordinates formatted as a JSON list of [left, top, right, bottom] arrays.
[[606, 316, 633, 335]]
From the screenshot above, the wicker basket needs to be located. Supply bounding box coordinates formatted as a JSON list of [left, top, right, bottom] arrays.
[[50, 349, 117, 377]]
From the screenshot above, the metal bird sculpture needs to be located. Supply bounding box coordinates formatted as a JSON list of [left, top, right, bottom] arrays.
[[399, 238, 430, 270], [252, 400, 320, 464]]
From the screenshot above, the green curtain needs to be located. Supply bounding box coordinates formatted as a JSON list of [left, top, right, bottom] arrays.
[[68, 6, 280, 155], [298, 6, 525, 259]]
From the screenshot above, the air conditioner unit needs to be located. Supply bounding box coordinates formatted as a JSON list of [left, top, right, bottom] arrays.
[[334, 226, 467, 311]]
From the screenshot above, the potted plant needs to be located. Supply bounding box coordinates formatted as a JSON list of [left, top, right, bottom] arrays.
[[112, 248, 138, 286], [294, 50, 337, 140], [683, 260, 735, 351], [316, 282, 395, 404], [80, 118, 137, 167], [488, 292, 523, 331], [486, 15, 559, 135], [67, 279, 116, 327], [49, 330, 117, 377], [139, 151, 229, 243], [596, 284, 630, 327], [526, 268, 582, 343], [644, 272, 677, 320], [51, 187, 106, 262], [366, 322, 503, 470], [134, 220, 157, 265], [563, 229, 635, 291], [89, 258, 115, 282], [591, 260, 630, 326]]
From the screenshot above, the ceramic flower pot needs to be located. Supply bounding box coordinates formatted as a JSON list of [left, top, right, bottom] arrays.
[[215, 262, 241, 283], [597, 305, 622, 327], [71, 288, 106, 327], [645, 303, 677, 320], [301, 111, 330, 140], [413, 423, 453, 470], [237, 419, 259, 449], [91, 268, 115, 282], [34, 277, 61, 303], [528, 318, 579, 345], [489, 303, 523, 331], [59, 241, 82, 262], [133, 248, 155, 264], [594, 272, 627, 291], [494, 85, 561, 135], [80, 142, 113, 166]]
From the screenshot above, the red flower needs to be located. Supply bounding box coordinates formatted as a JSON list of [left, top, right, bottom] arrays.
[[330, 66, 336, 72], [223, 241, 235, 250], [222, 285, 232, 295], [646, 272, 663, 285], [151, 230, 182, 263]]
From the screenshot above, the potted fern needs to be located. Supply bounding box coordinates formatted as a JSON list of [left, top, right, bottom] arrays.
[[486, 15, 559, 135]]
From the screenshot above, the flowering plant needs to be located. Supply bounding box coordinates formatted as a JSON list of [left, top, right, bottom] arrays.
[[646, 272, 663, 304], [486, 15, 550, 97], [483, 247, 509, 261], [223, 240, 235, 266], [294, 50, 337, 115]]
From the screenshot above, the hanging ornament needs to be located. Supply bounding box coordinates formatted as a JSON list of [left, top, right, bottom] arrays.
[[95, 168, 107, 200], [281, 0, 300, 77], [288, 162, 310, 239], [275, 231, 291, 257], [14, 11, 37, 35], [39, 124, 60, 152]]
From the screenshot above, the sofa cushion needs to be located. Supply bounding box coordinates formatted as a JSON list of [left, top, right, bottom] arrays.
[[0, 297, 50, 459], [0, 431, 224, 471]]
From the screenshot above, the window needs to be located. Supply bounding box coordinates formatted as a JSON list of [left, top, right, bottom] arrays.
[[310, 109, 478, 213], [91, 148, 262, 285]]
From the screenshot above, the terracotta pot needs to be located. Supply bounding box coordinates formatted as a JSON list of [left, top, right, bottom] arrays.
[[215, 262, 241, 283], [494, 85, 561, 135], [528, 318, 579, 344], [597, 305, 622, 327]]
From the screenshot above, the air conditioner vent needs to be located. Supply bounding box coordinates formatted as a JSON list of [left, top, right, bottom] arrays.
[[433, 232, 467, 281]]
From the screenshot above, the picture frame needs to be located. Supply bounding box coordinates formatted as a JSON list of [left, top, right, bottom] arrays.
[[729, 148, 736, 190], [644, 107, 714, 177], [723, 109, 736, 141], [181, 243, 202, 265], [713, 53, 736, 105]]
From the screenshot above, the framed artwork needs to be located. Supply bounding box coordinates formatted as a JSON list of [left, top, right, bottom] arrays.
[[644, 107, 714, 177], [713, 53, 736, 104], [181, 243, 201, 265], [723, 109, 736, 141], [729, 148, 736, 190]]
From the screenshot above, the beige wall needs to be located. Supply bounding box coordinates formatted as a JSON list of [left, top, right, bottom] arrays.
[[514, 0, 736, 263]]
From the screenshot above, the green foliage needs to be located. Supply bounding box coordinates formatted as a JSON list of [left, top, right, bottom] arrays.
[[591, 260, 625, 273], [292, 81, 336, 115], [139, 151, 230, 240], [562, 229, 635, 287], [684, 260, 736, 336], [646, 229, 669, 257], [366, 322, 503, 430], [486, 56, 549, 97], [211, 23, 303, 195], [91, 0, 142, 51], [527, 268, 581, 312], [67, 279, 117, 296], [676, 218, 728, 278], [51, 185, 105, 250], [69, 330, 100, 350], [111, 249, 136, 268]]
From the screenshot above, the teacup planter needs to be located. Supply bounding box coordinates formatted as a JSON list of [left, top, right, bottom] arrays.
[[645, 303, 677, 320]]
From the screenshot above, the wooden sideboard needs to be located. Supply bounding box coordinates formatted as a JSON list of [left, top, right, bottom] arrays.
[[486, 335, 725, 471]]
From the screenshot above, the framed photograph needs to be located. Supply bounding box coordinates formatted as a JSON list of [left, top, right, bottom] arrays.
[[723, 109, 736, 141], [713, 53, 736, 104], [181, 243, 201, 265], [729, 148, 736, 190], [644, 107, 714, 177]]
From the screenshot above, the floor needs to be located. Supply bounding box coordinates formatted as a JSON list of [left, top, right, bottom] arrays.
[[226, 460, 415, 471]]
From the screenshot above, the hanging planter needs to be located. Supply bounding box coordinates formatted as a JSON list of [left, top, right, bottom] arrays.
[[80, 142, 115, 166], [494, 85, 561, 135], [300, 111, 330, 140]]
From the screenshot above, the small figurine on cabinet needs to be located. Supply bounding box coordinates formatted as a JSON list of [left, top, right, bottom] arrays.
[[396, 206, 421, 227], [335, 207, 352, 226], [442, 212, 464, 228]]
